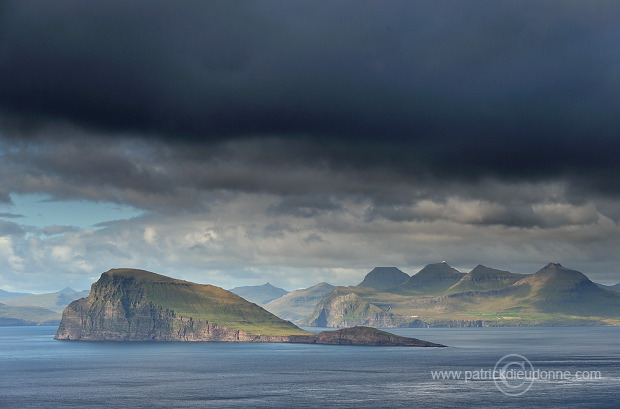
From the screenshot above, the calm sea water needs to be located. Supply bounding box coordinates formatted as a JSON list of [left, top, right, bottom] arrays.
[[1, 326, 619, 408]]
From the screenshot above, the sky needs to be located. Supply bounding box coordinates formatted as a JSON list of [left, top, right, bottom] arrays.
[[1, 1, 620, 292]]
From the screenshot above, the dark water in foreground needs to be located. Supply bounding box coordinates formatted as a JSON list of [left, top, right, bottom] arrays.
[[1, 326, 619, 408]]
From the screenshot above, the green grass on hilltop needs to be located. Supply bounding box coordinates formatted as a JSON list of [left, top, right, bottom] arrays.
[[99, 269, 310, 336], [302, 263, 620, 327]]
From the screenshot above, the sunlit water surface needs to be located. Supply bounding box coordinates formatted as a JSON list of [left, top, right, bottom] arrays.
[[1, 326, 619, 408]]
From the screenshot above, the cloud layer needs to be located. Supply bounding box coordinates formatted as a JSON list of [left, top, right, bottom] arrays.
[[1, 1, 620, 290], [3, 1, 620, 184]]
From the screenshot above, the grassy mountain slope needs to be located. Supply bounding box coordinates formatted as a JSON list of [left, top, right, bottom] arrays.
[[90, 269, 308, 336], [395, 263, 620, 325], [301, 263, 620, 327], [446, 265, 526, 294], [264, 282, 335, 323], [507, 263, 620, 316]]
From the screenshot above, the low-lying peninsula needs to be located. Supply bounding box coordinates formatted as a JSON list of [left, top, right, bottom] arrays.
[[55, 269, 443, 347]]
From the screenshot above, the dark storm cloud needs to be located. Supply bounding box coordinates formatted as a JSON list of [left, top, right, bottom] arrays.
[[365, 199, 600, 228], [0, 135, 184, 210], [2, 132, 619, 226], [1, 0, 620, 192]]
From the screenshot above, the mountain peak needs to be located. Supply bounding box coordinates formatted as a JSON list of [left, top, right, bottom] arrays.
[[397, 263, 466, 294], [512, 263, 599, 298], [535, 263, 585, 279], [312, 282, 334, 289], [468, 265, 513, 277], [59, 287, 76, 294], [358, 267, 409, 290], [415, 262, 462, 277], [544, 262, 564, 269], [446, 265, 525, 293], [229, 282, 288, 305]]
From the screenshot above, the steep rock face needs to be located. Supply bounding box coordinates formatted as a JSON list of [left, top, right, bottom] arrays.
[[357, 267, 410, 290], [300, 292, 399, 328], [56, 296, 266, 341], [56, 294, 446, 344], [54, 269, 444, 346], [55, 269, 306, 341]]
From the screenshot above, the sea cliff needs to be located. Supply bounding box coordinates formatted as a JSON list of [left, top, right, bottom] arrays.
[[55, 269, 444, 347]]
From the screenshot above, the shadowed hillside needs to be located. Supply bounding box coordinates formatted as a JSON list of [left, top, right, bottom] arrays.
[[397, 262, 466, 294], [264, 282, 335, 323], [358, 267, 410, 290], [446, 265, 526, 294], [229, 283, 288, 305]]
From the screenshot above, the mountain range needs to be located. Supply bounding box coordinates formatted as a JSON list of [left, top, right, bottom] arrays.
[[2, 288, 89, 312], [357, 267, 410, 290], [296, 262, 620, 327], [0, 303, 60, 326], [3, 262, 620, 329], [0, 289, 32, 301], [55, 269, 442, 346], [0, 288, 89, 325]]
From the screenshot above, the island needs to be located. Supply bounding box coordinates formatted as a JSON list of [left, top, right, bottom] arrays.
[[55, 269, 444, 347]]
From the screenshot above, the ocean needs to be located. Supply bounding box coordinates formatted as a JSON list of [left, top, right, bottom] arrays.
[[1, 326, 618, 408]]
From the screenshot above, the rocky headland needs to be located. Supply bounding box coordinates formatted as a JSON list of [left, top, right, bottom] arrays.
[[55, 269, 444, 347]]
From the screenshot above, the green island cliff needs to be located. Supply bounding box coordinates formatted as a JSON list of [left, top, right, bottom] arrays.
[[55, 269, 443, 347]]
